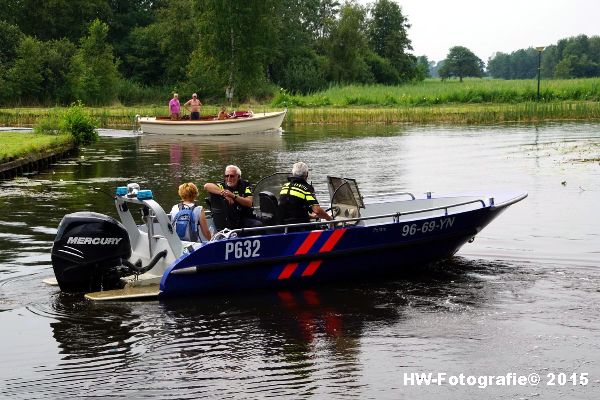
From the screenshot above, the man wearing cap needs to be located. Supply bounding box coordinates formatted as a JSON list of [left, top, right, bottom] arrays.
[[184, 93, 203, 120]]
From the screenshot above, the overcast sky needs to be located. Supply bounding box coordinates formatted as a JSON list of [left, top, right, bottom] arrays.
[[380, 0, 600, 62]]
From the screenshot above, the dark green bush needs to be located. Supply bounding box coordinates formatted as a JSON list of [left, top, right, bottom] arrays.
[[270, 88, 302, 107], [60, 102, 98, 145], [35, 101, 98, 145], [364, 52, 400, 85], [281, 55, 328, 94]]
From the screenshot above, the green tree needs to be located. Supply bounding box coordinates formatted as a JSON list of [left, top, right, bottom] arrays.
[[4, 36, 76, 105], [429, 60, 443, 78], [190, 0, 279, 100], [554, 54, 598, 78], [0, 21, 23, 66], [42, 39, 78, 103], [540, 45, 558, 78], [0, 21, 24, 104], [70, 19, 121, 105], [367, 0, 415, 81], [122, 24, 166, 84], [280, 54, 328, 93], [105, 0, 156, 43], [415, 55, 431, 80], [558, 35, 599, 77], [310, 0, 341, 52], [487, 52, 511, 79], [0, 0, 20, 25], [149, 0, 197, 85], [5, 36, 45, 103], [364, 52, 399, 84], [105, 0, 157, 78], [536, 35, 600, 78], [511, 48, 538, 78], [439, 46, 484, 82], [327, 2, 372, 83], [6, 0, 112, 42], [268, 0, 336, 93]]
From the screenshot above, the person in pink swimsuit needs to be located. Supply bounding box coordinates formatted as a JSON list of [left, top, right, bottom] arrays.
[[169, 93, 180, 120]]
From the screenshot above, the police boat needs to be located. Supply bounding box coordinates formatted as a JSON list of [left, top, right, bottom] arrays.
[[48, 175, 527, 301]]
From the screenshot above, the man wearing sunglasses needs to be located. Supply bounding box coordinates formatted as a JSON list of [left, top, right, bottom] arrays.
[[204, 165, 262, 229]]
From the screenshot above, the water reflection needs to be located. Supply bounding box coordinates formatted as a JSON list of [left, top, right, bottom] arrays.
[[50, 294, 138, 358], [1, 123, 599, 398], [136, 132, 285, 183], [162, 287, 399, 363], [137, 131, 284, 149], [46, 285, 403, 364], [5, 258, 513, 398]]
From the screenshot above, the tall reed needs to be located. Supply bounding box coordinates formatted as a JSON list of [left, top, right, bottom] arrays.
[[284, 102, 600, 125], [272, 78, 600, 107]]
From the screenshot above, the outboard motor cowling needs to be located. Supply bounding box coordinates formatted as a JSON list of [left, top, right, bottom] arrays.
[[51, 212, 132, 293]]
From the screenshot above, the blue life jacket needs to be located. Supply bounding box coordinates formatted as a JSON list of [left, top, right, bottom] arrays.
[[173, 203, 198, 241]]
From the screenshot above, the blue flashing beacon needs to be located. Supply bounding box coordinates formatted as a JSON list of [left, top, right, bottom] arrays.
[[137, 190, 153, 200]]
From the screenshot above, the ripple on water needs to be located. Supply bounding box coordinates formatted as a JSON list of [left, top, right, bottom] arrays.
[[1, 123, 600, 399]]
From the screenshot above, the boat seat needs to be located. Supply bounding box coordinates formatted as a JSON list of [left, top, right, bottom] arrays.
[[205, 194, 231, 231], [258, 191, 281, 226]]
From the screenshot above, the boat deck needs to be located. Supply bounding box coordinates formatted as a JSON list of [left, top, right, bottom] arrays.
[[84, 284, 160, 301]]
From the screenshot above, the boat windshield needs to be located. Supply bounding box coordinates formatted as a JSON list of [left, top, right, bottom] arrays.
[[327, 176, 364, 222], [327, 176, 364, 208], [252, 172, 290, 210]]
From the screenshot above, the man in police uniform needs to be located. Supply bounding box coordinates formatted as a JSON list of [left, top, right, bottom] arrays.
[[204, 165, 262, 228], [279, 162, 332, 225]]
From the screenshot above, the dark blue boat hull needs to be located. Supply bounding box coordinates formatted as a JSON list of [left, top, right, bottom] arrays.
[[159, 206, 505, 297]]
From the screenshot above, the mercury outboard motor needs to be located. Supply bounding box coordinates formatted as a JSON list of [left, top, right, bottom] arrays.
[[51, 212, 132, 293]]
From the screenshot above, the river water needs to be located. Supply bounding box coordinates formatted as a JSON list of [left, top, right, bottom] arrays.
[[0, 123, 599, 399]]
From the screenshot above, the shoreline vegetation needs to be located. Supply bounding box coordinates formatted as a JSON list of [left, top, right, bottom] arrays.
[[0, 79, 599, 128], [0, 132, 73, 164], [2, 102, 600, 128], [2, 78, 600, 174]]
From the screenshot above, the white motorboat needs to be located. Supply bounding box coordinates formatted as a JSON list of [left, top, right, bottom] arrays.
[[137, 110, 287, 135]]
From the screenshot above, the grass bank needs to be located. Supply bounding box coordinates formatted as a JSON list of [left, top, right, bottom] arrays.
[[1, 79, 600, 127], [3, 102, 598, 127], [0, 132, 73, 163], [272, 78, 600, 107], [0, 105, 272, 128], [284, 102, 600, 124]]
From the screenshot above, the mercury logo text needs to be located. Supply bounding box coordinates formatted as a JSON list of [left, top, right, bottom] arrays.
[[66, 237, 123, 245]]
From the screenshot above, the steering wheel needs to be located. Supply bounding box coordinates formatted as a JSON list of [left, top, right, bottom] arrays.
[[325, 206, 340, 219]]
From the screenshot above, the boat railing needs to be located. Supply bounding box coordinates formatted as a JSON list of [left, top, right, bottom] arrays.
[[362, 191, 416, 200], [225, 198, 487, 237]]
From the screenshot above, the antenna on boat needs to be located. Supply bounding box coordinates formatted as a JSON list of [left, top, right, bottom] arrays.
[[93, 187, 116, 199]]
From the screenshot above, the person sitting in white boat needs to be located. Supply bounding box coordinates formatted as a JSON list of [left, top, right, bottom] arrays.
[[279, 162, 332, 226], [204, 165, 263, 229], [217, 106, 228, 120], [184, 93, 203, 120], [170, 182, 212, 241], [168, 93, 180, 120]]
